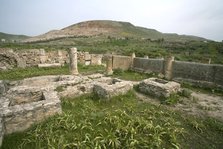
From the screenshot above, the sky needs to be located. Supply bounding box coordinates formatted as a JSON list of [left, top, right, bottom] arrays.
[[0, 0, 223, 41]]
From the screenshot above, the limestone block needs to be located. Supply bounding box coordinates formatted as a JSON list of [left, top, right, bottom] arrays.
[[38, 63, 62, 68], [91, 54, 102, 65], [93, 80, 133, 100], [84, 52, 91, 61], [3, 90, 61, 134], [138, 78, 181, 98]]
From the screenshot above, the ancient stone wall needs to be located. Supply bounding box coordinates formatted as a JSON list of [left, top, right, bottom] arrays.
[[173, 61, 223, 87], [132, 57, 164, 73], [0, 49, 103, 70], [173, 61, 214, 82], [0, 49, 26, 70], [130, 57, 223, 88], [112, 55, 132, 70], [16, 49, 68, 67], [213, 65, 223, 86]]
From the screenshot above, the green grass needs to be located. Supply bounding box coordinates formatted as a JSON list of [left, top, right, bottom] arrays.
[[112, 69, 156, 81], [2, 91, 223, 149], [181, 82, 223, 96], [0, 64, 105, 81]]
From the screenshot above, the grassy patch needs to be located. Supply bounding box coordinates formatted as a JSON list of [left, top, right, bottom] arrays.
[[112, 69, 156, 81], [182, 82, 223, 96], [0, 64, 105, 80], [2, 91, 223, 149]]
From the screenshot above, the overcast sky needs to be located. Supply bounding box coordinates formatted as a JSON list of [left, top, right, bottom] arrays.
[[0, 0, 223, 41]]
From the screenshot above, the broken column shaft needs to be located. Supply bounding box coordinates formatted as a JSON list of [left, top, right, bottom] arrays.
[[69, 47, 79, 75]]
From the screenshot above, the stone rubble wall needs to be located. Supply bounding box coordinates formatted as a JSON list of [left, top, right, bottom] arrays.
[[0, 49, 103, 70]]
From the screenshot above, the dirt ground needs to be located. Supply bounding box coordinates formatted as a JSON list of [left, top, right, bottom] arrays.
[[136, 90, 223, 122]]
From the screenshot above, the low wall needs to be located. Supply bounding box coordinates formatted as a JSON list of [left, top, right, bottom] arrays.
[[213, 65, 223, 86], [112, 55, 132, 70], [172, 61, 223, 87], [173, 61, 214, 82], [125, 56, 223, 88], [132, 57, 164, 73]]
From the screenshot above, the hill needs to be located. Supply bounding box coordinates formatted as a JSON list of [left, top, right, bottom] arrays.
[[23, 20, 207, 43], [0, 32, 30, 42]]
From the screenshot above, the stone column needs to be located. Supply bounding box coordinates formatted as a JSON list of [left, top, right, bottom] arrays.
[[131, 52, 136, 69], [69, 47, 79, 75], [208, 58, 211, 64], [144, 55, 149, 59], [58, 50, 64, 65], [39, 49, 47, 64], [131, 52, 136, 59], [106, 56, 113, 75], [164, 56, 174, 80]]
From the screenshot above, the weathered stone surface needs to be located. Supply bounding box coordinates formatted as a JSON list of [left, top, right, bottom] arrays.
[[0, 50, 26, 70], [91, 54, 102, 65], [2, 90, 61, 134], [138, 78, 181, 98], [84, 52, 91, 61], [164, 56, 174, 80], [93, 79, 133, 100], [6, 86, 44, 106], [0, 80, 6, 95], [69, 47, 79, 75], [38, 63, 62, 68], [106, 57, 113, 75], [0, 116, 3, 147]]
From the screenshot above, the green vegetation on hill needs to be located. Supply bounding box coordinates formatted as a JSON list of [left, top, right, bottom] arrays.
[[1, 36, 222, 64], [23, 20, 207, 43], [0, 32, 30, 42]]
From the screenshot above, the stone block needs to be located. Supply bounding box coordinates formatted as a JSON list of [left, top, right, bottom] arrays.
[[2, 89, 61, 134], [138, 78, 181, 98], [93, 79, 133, 100], [38, 63, 62, 68], [91, 54, 102, 65]]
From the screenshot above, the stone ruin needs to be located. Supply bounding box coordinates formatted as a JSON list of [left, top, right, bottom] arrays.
[[0, 48, 184, 147], [0, 72, 135, 146], [0, 48, 103, 71], [93, 78, 133, 100], [138, 78, 181, 98]]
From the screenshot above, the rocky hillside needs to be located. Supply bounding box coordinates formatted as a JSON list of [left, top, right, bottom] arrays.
[[23, 20, 207, 43]]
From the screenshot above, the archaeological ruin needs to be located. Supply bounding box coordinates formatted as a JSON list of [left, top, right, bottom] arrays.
[[1, 47, 223, 147]]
